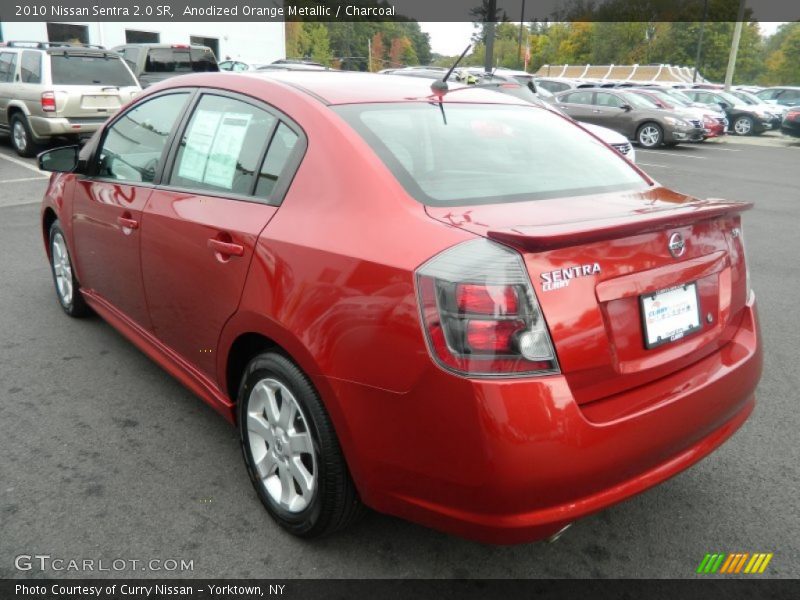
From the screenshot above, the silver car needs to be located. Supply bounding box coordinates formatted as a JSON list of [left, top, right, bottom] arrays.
[[0, 42, 140, 156]]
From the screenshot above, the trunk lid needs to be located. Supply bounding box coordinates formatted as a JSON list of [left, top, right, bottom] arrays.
[[426, 187, 751, 407]]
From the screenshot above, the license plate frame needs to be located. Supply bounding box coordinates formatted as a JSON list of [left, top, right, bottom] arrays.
[[640, 282, 702, 349]]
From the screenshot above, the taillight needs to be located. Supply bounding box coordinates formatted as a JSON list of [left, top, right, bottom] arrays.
[[416, 239, 558, 377], [41, 91, 56, 112], [737, 224, 752, 300], [788, 110, 800, 121]]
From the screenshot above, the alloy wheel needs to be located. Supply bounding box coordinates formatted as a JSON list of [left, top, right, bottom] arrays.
[[639, 125, 661, 148], [12, 120, 27, 153], [51, 232, 73, 306], [246, 378, 317, 513], [734, 117, 752, 135]]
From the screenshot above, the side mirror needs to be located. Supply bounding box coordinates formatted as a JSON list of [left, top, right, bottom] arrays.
[[718, 102, 730, 110], [621, 104, 633, 111], [38, 146, 80, 173]]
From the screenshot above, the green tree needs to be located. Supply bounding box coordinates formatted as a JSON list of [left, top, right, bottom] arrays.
[[306, 23, 333, 66]]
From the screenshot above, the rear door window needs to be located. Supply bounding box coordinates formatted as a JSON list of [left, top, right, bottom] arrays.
[[0, 52, 17, 83], [20, 51, 41, 83], [561, 91, 593, 105], [169, 94, 277, 196], [50, 54, 137, 86], [594, 92, 624, 107]]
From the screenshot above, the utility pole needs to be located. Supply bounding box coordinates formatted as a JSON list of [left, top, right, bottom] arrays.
[[723, 0, 747, 90], [517, 0, 526, 70], [484, 0, 497, 74], [367, 36, 372, 72], [693, 0, 709, 82]]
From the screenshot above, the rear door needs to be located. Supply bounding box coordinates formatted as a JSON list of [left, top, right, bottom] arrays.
[[70, 91, 192, 329], [47, 51, 140, 120], [558, 90, 595, 121], [591, 92, 633, 134], [0, 52, 19, 129], [141, 91, 304, 376]]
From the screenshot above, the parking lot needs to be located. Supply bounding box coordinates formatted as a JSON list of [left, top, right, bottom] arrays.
[[0, 132, 798, 579]]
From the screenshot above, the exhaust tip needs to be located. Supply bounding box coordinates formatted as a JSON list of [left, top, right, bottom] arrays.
[[545, 523, 572, 544]]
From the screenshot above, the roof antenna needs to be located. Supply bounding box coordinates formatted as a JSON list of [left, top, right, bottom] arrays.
[[431, 44, 472, 95]]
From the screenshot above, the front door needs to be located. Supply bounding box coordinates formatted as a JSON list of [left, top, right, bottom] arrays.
[[70, 91, 192, 329], [141, 92, 302, 376]]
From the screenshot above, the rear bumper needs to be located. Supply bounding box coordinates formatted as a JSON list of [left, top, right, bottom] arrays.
[[331, 298, 762, 544], [29, 115, 109, 139], [781, 121, 800, 138]]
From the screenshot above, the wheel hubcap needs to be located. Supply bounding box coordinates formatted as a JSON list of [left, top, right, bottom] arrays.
[[51, 233, 73, 306], [246, 378, 317, 513], [640, 126, 659, 147], [13, 121, 27, 151], [735, 118, 751, 134]]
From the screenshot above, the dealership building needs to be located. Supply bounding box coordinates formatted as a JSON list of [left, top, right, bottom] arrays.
[[0, 21, 286, 63]]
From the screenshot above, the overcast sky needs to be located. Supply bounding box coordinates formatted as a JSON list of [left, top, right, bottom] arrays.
[[420, 21, 788, 57]]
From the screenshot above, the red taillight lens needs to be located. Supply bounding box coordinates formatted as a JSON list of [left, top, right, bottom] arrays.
[[788, 110, 800, 121], [41, 92, 56, 112], [416, 239, 558, 377], [465, 319, 525, 352], [456, 283, 518, 315]]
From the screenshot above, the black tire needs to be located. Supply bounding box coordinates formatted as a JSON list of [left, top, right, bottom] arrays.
[[237, 352, 364, 538], [48, 220, 92, 318], [636, 122, 663, 148], [10, 113, 39, 157], [733, 116, 755, 136]]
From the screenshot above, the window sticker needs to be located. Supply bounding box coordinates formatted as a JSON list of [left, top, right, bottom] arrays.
[[178, 109, 221, 182], [204, 112, 252, 189]]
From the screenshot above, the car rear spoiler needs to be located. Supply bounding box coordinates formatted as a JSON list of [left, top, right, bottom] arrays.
[[487, 200, 753, 251]]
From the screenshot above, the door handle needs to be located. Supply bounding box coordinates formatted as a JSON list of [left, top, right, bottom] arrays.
[[592, 109, 601, 113], [117, 215, 139, 230], [208, 238, 244, 257]]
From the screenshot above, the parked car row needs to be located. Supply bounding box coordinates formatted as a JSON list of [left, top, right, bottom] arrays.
[[535, 77, 799, 139]]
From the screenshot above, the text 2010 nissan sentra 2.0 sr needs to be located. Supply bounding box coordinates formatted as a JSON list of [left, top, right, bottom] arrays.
[[38, 71, 762, 544]]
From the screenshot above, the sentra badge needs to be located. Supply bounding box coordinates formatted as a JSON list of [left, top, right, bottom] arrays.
[[540, 263, 601, 291]]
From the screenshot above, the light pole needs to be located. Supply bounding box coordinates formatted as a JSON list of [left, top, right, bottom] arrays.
[[693, 0, 709, 83], [517, 0, 526, 70], [724, 0, 747, 90], [484, 0, 497, 74]]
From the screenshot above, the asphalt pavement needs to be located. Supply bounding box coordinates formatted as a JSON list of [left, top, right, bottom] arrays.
[[0, 133, 798, 579]]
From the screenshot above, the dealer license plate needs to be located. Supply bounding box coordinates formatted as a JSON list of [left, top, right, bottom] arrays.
[[640, 283, 701, 349]]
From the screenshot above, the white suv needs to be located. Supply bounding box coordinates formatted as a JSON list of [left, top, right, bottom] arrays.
[[0, 42, 140, 156]]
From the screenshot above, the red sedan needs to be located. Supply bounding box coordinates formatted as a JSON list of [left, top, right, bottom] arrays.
[[38, 72, 762, 544], [629, 88, 727, 139]]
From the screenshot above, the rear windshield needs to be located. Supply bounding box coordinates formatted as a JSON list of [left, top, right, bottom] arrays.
[[50, 54, 137, 86], [334, 103, 647, 207], [144, 47, 218, 73]]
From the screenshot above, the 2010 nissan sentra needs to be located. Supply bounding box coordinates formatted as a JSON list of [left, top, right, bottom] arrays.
[[38, 71, 762, 544]]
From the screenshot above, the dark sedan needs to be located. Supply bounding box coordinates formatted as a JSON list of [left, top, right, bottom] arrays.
[[781, 108, 800, 138], [683, 89, 773, 136]]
